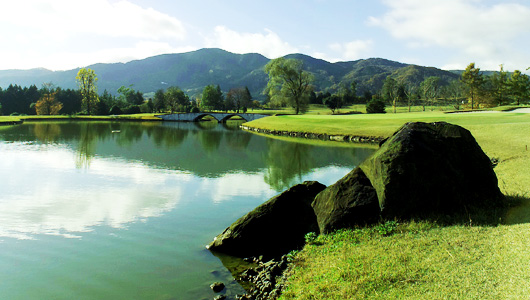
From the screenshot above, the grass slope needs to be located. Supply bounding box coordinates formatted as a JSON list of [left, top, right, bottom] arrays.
[[244, 108, 530, 300]]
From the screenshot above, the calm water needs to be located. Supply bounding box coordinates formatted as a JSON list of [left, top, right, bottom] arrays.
[[0, 121, 374, 300]]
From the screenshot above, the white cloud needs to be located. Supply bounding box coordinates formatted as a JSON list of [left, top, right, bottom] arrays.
[[1, 0, 185, 40], [205, 26, 299, 58], [0, 0, 189, 70], [329, 40, 374, 61], [370, 0, 530, 70]]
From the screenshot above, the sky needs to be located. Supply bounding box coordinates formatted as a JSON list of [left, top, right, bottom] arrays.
[[1, 0, 529, 72]]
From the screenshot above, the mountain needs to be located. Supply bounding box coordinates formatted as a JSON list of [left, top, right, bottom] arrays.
[[0, 48, 460, 100]]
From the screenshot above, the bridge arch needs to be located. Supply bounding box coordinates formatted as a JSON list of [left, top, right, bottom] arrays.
[[219, 114, 249, 123], [193, 113, 250, 123], [156, 112, 268, 123], [192, 113, 222, 122]]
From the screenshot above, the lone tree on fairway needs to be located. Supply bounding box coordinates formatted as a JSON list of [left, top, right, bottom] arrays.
[[461, 63, 483, 110], [76, 68, 99, 115], [264, 57, 314, 114]]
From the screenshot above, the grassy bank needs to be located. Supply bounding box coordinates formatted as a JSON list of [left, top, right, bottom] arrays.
[[243, 109, 530, 299], [245, 110, 530, 196]]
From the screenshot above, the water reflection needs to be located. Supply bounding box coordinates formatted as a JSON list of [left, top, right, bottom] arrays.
[[0, 146, 184, 239], [0, 121, 375, 240]]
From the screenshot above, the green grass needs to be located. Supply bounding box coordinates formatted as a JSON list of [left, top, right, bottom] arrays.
[[250, 104, 456, 116], [0, 116, 21, 122], [281, 222, 530, 300], [243, 107, 530, 299]]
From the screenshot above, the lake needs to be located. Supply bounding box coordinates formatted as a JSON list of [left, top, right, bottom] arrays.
[[0, 121, 375, 300]]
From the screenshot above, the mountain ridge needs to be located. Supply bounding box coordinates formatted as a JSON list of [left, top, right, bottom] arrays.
[[0, 48, 460, 100]]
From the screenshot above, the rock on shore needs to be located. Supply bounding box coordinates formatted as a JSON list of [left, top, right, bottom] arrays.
[[207, 181, 326, 258]]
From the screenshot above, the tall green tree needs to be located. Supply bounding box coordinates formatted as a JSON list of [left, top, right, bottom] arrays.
[[76, 68, 99, 115], [264, 57, 314, 114], [226, 87, 252, 113], [508, 70, 530, 105], [382, 76, 398, 113], [153, 89, 166, 113], [490, 64, 509, 106], [461, 63, 484, 109], [403, 82, 418, 112], [165, 86, 189, 113], [323, 94, 342, 114], [420, 76, 440, 111], [201, 84, 224, 111]]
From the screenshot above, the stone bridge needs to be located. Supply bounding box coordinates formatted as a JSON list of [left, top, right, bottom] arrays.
[[156, 112, 269, 123]]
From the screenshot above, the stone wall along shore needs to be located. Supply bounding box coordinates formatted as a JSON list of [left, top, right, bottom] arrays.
[[240, 125, 384, 144]]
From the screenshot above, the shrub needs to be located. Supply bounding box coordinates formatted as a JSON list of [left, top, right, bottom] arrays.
[[366, 99, 386, 114], [305, 232, 318, 244], [376, 221, 398, 236], [123, 105, 141, 114], [109, 105, 123, 115]]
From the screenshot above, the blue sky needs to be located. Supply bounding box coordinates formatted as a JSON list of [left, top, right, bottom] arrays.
[[1, 0, 529, 72]]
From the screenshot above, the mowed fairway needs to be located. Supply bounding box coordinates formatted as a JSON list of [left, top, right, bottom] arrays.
[[245, 110, 530, 300]]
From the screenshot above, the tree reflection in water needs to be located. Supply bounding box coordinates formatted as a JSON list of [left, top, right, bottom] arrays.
[[264, 139, 312, 191], [6, 121, 374, 189]]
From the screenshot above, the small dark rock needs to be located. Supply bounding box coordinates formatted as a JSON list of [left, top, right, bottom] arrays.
[[210, 282, 225, 293]]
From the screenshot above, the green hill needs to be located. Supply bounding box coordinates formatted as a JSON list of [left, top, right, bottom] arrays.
[[0, 48, 460, 100]]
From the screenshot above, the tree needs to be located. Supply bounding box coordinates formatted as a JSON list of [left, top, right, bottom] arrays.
[[153, 89, 166, 113], [76, 68, 99, 115], [117, 85, 144, 105], [264, 57, 314, 114], [98, 89, 116, 115], [382, 76, 398, 113], [508, 70, 530, 105], [201, 85, 224, 111], [165, 86, 190, 113], [339, 81, 357, 105], [446, 79, 465, 110], [323, 94, 342, 114], [490, 64, 509, 106], [251, 100, 261, 111], [366, 96, 386, 114], [461, 63, 484, 109], [403, 83, 418, 112], [35, 92, 63, 115], [226, 87, 251, 113], [420, 76, 440, 111]]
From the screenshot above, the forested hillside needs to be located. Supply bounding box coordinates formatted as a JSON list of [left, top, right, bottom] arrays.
[[0, 48, 459, 99]]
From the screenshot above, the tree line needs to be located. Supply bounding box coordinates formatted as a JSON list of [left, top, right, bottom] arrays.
[[263, 59, 530, 114], [0, 68, 260, 116], [1, 62, 528, 116]]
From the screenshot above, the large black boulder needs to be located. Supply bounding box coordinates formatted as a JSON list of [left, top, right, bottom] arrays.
[[312, 167, 380, 234], [208, 181, 326, 258], [360, 121, 504, 218]]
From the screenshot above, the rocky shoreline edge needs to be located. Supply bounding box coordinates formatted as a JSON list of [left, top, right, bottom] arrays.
[[240, 125, 384, 144], [208, 121, 505, 300]]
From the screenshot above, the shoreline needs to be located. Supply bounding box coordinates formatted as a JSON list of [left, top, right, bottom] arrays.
[[0, 116, 163, 126], [0, 120, 23, 126], [240, 125, 385, 144]]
